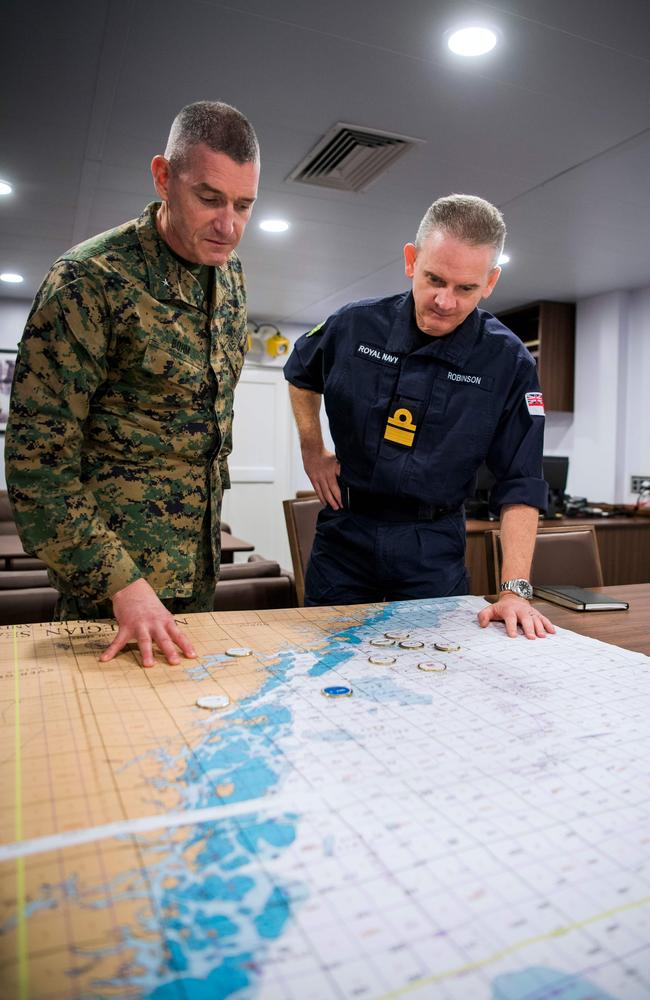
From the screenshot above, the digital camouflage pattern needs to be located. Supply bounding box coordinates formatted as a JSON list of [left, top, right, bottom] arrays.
[[5, 203, 247, 615]]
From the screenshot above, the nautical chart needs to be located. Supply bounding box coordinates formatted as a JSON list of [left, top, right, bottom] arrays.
[[1, 595, 649, 999]]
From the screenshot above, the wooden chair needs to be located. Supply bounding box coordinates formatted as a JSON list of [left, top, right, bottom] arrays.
[[282, 497, 324, 606], [485, 524, 604, 593]]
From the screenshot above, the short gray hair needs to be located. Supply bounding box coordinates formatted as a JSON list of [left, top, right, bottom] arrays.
[[165, 101, 259, 170], [415, 194, 506, 265]]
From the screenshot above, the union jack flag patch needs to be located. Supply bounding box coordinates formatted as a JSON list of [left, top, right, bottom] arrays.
[[525, 391, 545, 416]]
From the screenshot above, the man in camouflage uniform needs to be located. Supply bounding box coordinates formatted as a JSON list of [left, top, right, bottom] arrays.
[[5, 101, 260, 666]]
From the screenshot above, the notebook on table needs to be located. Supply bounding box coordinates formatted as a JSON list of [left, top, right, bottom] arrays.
[[532, 585, 629, 612]]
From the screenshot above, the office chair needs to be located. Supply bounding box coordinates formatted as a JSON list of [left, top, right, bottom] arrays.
[[485, 525, 604, 593], [282, 497, 324, 606]]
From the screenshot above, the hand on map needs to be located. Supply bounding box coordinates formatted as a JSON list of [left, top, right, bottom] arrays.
[[100, 578, 197, 667], [303, 447, 342, 509], [477, 593, 556, 639]]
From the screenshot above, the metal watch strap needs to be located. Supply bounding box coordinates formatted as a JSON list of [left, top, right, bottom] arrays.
[[499, 578, 533, 600]]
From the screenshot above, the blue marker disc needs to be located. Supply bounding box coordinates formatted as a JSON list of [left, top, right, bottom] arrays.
[[321, 685, 353, 698]]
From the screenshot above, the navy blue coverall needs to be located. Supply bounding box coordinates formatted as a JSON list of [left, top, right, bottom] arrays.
[[284, 292, 548, 606]]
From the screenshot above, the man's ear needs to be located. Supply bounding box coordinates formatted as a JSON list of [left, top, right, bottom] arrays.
[[404, 242, 417, 279], [151, 155, 171, 201], [482, 265, 502, 300]]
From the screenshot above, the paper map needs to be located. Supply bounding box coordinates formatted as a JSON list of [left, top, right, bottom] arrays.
[[1, 595, 649, 998]]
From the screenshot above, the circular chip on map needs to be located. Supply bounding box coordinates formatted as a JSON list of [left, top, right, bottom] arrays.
[[321, 686, 353, 698], [369, 654, 396, 665], [417, 662, 447, 673], [196, 694, 231, 709], [225, 647, 253, 657], [384, 631, 410, 640], [434, 642, 461, 652], [399, 640, 424, 649], [370, 638, 395, 647]]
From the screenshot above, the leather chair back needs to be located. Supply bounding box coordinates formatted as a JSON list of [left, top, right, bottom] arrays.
[[485, 525, 604, 592], [282, 497, 324, 606]]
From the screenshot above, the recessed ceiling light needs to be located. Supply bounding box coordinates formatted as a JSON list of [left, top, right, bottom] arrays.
[[0, 180, 12, 196], [0, 272, 24, 283], [447, 26, 497, 57], [498, 253, 510, 265], [259, 219, 289, 233]]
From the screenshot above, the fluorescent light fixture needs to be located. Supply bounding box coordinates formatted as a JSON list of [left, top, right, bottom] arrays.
[[498, 253, 510, 265], [448, 26, 497, 56], [0, 180, 12, 196], [259, 219, 289, 233], [0, 272, 24, 283]]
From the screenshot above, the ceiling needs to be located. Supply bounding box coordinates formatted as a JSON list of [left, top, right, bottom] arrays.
[[1, 0, 650, 325]]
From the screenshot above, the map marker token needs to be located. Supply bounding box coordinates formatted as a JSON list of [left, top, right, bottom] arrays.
[[369, 654, 396, 666], [434, 642, 461, 653], [321, 685, 353, 698], [399, 639, 424, 649], [196, 694, 231, 709], [370, 638, 395, 647], [225, 647, 253, 657], [417, 662, 447, 673], [385, 630, 410, 640]]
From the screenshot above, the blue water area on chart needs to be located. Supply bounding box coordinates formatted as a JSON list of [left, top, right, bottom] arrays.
[[491, 966, 618, 999], [19, 598, 476, 999]]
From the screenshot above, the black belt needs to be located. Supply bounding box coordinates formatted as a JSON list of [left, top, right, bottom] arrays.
[[342, 487, 458, 522]]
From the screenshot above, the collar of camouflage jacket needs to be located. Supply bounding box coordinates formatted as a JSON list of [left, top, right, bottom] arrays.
[[136, 202, 211, 313]]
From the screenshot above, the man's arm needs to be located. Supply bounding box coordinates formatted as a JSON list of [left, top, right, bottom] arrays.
[[477, 503, 555, 638], [288, 384, 341, 509], [6, 263, 196, 667]]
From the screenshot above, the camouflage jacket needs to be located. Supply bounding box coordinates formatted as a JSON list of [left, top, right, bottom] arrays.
[[5, 203, 247, 602]]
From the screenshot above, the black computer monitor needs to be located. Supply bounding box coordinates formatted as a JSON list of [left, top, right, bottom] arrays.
[[543, 455, 569, 494]]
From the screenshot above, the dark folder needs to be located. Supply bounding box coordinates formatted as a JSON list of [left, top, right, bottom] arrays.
[[533, 585, 629, 612]]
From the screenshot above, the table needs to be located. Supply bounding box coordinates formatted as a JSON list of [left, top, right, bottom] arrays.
[[2, 595, 648, 997], [219, 530, 254, 563], [466, 513, 650, 593], [531, 582, 650, 656], [0, 531, 254, 568], [0, 534, 44, 570]]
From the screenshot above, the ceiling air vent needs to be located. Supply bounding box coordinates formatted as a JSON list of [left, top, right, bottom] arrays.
[[287, 122, 423, 193]]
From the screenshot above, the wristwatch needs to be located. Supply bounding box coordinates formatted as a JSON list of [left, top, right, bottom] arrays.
[[499, 578, 533, 600]]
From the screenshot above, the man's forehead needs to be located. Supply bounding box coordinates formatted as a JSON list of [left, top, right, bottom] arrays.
[[182, 144, 259, 193], [417, 231, 495, 278]]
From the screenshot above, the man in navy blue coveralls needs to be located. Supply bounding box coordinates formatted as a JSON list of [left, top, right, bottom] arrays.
[[284, 195, 555, 639]]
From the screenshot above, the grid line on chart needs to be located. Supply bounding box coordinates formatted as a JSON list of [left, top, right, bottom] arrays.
[[373, 893, 650, 999], [13, 625, 28, 1000]]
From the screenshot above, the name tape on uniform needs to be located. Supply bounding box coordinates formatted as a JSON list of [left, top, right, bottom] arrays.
[[356, 342, 403, 367]]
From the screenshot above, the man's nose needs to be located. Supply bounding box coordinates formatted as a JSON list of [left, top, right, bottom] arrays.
[[434, 286, 455, 311], [212, 205, 235, 236]]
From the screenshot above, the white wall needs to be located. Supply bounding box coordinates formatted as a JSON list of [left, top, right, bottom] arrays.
[[222, 321, 331, 569], [545, 285, 650, 504]]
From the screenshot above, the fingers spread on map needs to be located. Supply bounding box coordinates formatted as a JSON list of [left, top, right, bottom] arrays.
[[478, 597, 556, 639], [101, 578, 197, 666]]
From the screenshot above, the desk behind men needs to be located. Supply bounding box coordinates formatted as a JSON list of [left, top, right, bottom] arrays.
[[466, 513, 650, 594]]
